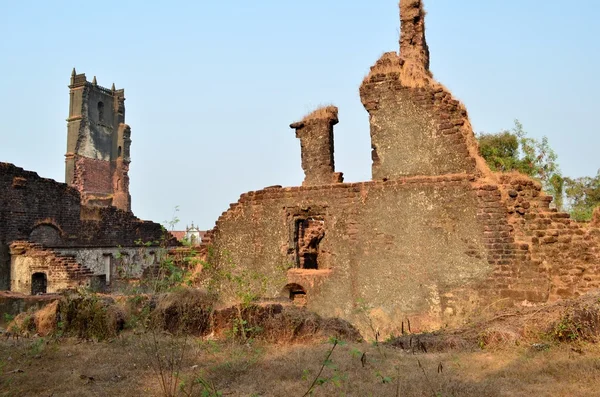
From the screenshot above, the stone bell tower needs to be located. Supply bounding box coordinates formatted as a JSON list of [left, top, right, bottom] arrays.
[[65, 69, 132, 211]]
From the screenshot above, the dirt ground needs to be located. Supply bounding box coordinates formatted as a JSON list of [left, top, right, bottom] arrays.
[[1, 333, 599, 397]]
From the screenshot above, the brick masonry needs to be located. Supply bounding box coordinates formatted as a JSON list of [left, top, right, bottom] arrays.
[[203, 0, 600, 336], [0, 162, 167, 291], [66, 70, 132, 211], [290, 106, 344, 186], [9, 241, 98, 294]]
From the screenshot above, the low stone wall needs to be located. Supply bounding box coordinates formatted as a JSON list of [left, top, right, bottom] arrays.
[[0, 291, 59, 326]]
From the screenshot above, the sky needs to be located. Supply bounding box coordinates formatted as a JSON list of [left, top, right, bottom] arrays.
[[1, 0, 599, 230]]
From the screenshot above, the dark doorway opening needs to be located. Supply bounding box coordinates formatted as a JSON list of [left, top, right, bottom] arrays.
[[31, 272, 47, 295]]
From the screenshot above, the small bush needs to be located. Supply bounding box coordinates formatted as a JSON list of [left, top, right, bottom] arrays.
[[150, 288, 214, 335], [59, 293, 124, 340], [552, 305, 600, 343]]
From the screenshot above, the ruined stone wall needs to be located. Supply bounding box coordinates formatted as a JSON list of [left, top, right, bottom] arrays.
[[56, 247, 164, 282], [0, 244, 9, 291], [0, 162, 167, 290], [360, 64, 479, 180], [1, 163, 81, 247], [210, 176, 518, 334], [203, 0, 600, 336], [10, 242, 97, 294], [359, 0, 489, 181], [208, 175, 600, 335], [498, 174, 600, 301], [0, 162, 165, 249]]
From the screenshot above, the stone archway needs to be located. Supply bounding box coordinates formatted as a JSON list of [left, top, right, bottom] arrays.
[[29, 224, 63, 246], [31, 272, 47, 295], [282, 283, 307, 306]]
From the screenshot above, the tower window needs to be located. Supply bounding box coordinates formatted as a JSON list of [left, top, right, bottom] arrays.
[[98, 101, 104, 122], [118, 146, 122, 157]]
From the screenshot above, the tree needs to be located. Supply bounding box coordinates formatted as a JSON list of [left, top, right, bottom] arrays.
[[563, 171, 600, 221], [477, 120, 563, 209]]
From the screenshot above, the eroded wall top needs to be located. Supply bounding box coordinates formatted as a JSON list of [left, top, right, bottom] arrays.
[[360, 0, 490, 181]]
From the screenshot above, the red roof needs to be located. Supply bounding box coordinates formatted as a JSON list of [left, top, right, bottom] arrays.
[[169, 231, 186, 240]]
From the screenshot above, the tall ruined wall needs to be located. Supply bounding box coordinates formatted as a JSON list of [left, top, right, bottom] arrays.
[[205, 0, 600, 336], [208, 175, 600, 335], [360, 57, 480, 180], [66, 70, 131, 211], [359, 0, 489, 181]]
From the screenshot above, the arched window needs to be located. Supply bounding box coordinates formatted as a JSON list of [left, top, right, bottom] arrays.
[[117, 146, 122, 157], [30, 224, 62, 246], [97, 101, 104, 122], [282, 283, 307, 305]]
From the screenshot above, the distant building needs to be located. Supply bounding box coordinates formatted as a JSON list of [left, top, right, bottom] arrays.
[[170, 223, 205, 246]]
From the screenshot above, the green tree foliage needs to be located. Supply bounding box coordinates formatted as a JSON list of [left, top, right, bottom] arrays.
[[478, 120, 563, 209], [564, 171, 600, 221]]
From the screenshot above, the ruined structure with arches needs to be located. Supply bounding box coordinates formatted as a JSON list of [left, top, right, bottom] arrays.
[[0, 72, 167, 294]]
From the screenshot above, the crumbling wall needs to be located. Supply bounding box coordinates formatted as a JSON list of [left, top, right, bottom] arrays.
[[210, 176, 505, 334], [10, 242, 97, 294], [290, 106, 343, 186], [208, 170, 600, 335], [399, 0, 430, 72], [56, 247, 164, 282], [359, 0, 490, 181], [0, 244, 9, 291], [0, 162, 168, 291], [360, 63, 479, 180], [0, 162, 165, 249], [193, 0, 600, 338], [498, 174, 600, 301]]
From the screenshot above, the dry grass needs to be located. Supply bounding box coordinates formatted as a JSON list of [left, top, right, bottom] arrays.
[[301, 105, 338, 122], [1, 335, 600, 396], [361, 51, 433, 89], [151, 288, 214, 335], [3, 293, 600, 395]]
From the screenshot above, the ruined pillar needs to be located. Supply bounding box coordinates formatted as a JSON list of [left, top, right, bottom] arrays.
[[399, 0, 430, 72], [290, 106, 343, 186]]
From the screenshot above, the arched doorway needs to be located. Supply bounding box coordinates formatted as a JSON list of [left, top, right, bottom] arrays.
[[31, 272, 47, 295]]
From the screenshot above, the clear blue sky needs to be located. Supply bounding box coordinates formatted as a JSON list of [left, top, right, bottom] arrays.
[[1, 1, 599, 229]]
